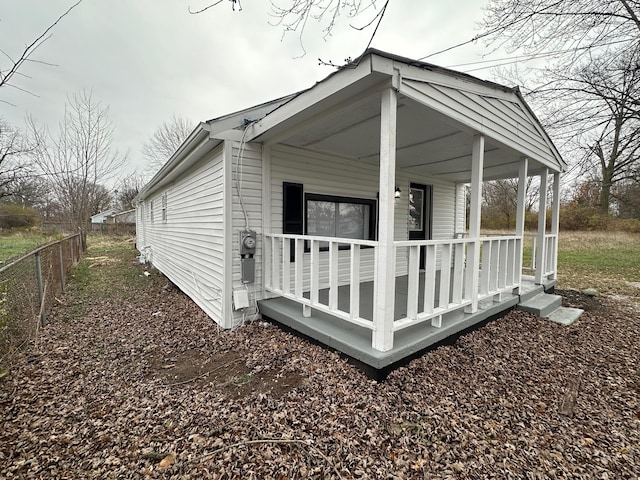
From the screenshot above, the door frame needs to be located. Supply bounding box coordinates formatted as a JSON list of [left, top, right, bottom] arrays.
[[408, 183, 433, 269]]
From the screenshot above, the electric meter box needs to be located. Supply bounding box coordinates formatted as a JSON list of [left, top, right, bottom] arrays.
[[239, 230, 257, 255]]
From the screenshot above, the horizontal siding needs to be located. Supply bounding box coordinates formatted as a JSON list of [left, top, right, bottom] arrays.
[[138, 145, 226, 325], [230, 142, 263, 325], [401, 78, 559, 169], [270, 144, 458, 287]]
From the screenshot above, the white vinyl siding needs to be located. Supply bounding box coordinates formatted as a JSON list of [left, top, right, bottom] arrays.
[[230, 141, 263, 325], [140, 145, 226, 323], [269, 144, 458, 287]]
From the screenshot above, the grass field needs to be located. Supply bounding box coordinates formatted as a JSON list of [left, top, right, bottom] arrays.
[[556, 231, 640, 298], [0, 231, 63, 266]]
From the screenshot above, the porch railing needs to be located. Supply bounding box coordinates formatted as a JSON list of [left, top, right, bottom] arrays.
[[264, 233, 546, 351], [264, 233, 376, 330], [392, 235, 520, 332], [524, 233, 557, 279]]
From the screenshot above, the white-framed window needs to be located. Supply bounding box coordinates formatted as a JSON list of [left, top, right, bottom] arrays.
[[161, 193, 167, 222]]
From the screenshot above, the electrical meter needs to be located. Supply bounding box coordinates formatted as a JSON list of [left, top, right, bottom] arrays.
[[239, 230, 257, 255]]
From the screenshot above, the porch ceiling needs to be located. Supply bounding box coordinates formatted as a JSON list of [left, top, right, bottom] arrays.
[[280, 93, 548, 183]]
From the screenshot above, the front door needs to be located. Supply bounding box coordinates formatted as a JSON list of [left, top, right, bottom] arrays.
[[408, 183, 432, 269]]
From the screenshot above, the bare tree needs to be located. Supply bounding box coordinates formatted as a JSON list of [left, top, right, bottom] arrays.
[[31, 91, 126, 246], [0, 1, 82, 101], [481, 178, 539, 229], [0, 117, 39, 200], [142, 115, 194, 177], [115, 173, 145, 211], [480, 0, 640, 215], [189, 0, 387, 56], [526, 48, 640, 213], [480, 0, 640, 69]]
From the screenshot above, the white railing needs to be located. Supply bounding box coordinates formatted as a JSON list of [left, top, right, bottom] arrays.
[[478, 235, 521, 300], [543, 233, 558, 277], [524, 233, 557, 279], [264, 233, 376, 330], [393, 238, 474, 331], [264, 233, 527, 350], [392, 236, 520, 332]]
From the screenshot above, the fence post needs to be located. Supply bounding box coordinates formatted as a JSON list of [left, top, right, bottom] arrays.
[[59, 242, 66, 293], [35, 251, 46, 326]]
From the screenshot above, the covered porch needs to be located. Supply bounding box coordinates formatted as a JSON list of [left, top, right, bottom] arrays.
[[259, 233, 558, 369], [248, 50, 565, 364], [259, 273, 553, 370]]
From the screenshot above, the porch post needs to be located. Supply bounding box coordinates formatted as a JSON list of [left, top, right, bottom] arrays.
[[372, 86, 397, 352], [550, 172, 561, 280], [535, 168, 549, 284], [464, 134, 484, 313], [514, 157, 529, 293]]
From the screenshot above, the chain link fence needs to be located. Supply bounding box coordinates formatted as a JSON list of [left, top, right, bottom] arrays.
[[0, 234, 81, 368]]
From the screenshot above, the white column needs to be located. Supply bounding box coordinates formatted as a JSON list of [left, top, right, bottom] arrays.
[[372, 87, 397, 352], [514, 157, 528, 293], [464, 134, 484, 313], [535, 168, 548, 284], [550, 172, 561, 280]]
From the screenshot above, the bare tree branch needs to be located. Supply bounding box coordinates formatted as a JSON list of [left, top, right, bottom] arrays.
[[0, 1, 82, 94]]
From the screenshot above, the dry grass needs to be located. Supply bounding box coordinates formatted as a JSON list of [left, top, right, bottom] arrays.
[[557, 231, 640, 298]]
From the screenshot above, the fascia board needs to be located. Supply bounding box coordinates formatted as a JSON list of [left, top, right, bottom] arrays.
[[135, 125, 220, 201], [246, 58, 375, 142]]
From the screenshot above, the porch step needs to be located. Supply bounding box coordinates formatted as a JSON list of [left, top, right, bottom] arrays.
[[517, 293, 584, 325], [547, 306, 584, 326], [518, 293, 562, 318]]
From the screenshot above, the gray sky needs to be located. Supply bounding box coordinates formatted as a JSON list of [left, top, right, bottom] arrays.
[[1, 0, 494, 175]]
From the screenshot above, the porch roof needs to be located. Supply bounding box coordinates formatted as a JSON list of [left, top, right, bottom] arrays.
[[247, 49, 565, 183]]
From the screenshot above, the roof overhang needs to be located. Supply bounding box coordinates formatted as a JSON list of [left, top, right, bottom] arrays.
[[247, 49, 565, 183]]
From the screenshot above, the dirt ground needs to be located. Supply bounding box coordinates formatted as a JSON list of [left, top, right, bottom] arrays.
[[0, 248, 638, 479]]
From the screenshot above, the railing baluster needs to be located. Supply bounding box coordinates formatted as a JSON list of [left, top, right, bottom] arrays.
[[282, 238, 290, 294], [310, 239, 319, 305], [350, 244, 360, 319], [439, 243, 451, 309], [295, 238, 304, 298], [480, 240, 490, 296], [407, 245, 420, 319], [329, 241, 338, 310], [451, 242, 464, 303], [271, 236, 279, 292], [506, 238, 515, 286], [498, 239, 508, 289], [489, 239, 499, 293], [424, 244, 436, 314]]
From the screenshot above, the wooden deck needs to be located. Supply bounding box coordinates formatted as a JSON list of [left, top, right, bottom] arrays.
[[258, 275, 556, 372]]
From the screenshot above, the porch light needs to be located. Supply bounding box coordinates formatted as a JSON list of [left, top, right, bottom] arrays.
[[394, 186, 401, 198]]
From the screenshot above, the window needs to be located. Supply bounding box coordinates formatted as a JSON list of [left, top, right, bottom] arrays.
[[161, 193, 167, 222], [150, 200, 154, 223], [305, 193, 377, 248]]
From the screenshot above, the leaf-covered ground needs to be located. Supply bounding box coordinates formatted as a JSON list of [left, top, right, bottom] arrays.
[[1, 241, 639, 478]]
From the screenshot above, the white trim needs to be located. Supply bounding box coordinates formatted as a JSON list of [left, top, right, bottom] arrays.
[[222, 140, 234, 328], [373, 87, 397, 352], [535, 169, 549, 285], [261, 144, 272, 300]]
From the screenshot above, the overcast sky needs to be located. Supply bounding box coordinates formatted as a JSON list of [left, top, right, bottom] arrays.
[[1, 0, 497, 175]]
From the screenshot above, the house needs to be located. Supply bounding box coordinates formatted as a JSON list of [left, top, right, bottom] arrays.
[[90, 208, 118, 224], [105, 209, 136, 225], [134, 49, 569, 370]]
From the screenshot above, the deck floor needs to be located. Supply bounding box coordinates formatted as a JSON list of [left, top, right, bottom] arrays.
[[258, 275, 553, 370]]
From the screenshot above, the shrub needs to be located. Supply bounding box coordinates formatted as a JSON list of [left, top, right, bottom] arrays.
[[0, 204, 42, 229]]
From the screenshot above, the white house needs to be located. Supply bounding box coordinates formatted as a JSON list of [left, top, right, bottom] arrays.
[[90, 208, 118, 224], [135, 49, 568, 369]]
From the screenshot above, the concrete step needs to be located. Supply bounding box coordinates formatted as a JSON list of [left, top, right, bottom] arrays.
[[547, 306, 584, 326], [518, 293, 563, 318]]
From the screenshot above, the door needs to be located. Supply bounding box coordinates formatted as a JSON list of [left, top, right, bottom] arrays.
[[408, 183, 432, 269]]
